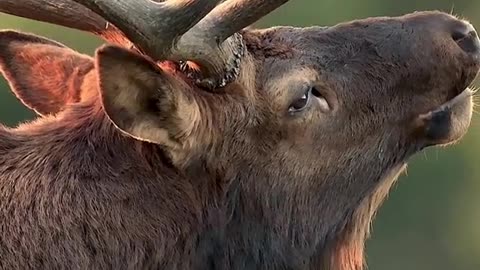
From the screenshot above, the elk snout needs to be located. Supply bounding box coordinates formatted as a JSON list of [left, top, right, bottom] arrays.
[[398, 11, 480, 67], [404, 12, 480, 65], [408, 13, 480, 146]]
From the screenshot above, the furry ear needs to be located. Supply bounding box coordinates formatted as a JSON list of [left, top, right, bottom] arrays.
[[95, 45, 204, 155], [0, 31, 94, 116]]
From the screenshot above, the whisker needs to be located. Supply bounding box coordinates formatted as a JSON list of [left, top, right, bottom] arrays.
[[422, 149, 428, 161], [471, 87, 479, 95]]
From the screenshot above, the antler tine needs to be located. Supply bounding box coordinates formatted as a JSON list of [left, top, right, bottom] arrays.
[[71, 0, 222, 59], [186, 0, 290, 47], [0, 0, 131, 45]]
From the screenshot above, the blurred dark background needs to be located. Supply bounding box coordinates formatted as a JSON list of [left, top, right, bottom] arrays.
[[0, 0, 479, 269]]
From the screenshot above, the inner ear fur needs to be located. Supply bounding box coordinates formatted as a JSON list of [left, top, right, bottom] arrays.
[[0, 30, 94, 116], [95, 45, 204, 154]]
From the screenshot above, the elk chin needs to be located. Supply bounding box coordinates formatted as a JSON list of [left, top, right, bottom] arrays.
[[417, 88, 474, 147]]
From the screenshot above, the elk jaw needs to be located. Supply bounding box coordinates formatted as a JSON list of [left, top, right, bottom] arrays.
[[417, 87, 474, 146]]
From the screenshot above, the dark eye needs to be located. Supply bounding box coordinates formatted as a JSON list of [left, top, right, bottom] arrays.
[[288, 88, 311, 113]]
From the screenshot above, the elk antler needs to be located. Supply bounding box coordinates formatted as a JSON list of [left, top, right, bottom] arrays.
[[0, 0, 289, 89], [176, 0, 290, 87]]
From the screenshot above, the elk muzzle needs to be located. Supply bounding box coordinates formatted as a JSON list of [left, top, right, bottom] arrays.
[[315, 11, 480, 147], [414, 13, 480, 146]]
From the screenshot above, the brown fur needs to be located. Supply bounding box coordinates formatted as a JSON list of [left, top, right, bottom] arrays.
[[0, 11, 479, 270]]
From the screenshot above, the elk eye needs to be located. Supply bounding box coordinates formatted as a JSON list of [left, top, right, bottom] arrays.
[[288, 88, 311, 113]]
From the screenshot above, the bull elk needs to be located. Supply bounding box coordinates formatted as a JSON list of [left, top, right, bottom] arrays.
[[0, 0, 479, 269]]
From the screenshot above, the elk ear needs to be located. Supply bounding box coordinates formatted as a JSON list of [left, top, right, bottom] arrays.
[[95, 45, 201, 150], [0, 31, 94, 116]]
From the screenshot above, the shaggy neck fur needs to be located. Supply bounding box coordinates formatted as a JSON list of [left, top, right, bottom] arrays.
[[320, 166, 405, 270], [224, 162, 405, 270]]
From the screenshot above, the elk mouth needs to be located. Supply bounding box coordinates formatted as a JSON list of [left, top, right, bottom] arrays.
[[417, 87, 474, 146]]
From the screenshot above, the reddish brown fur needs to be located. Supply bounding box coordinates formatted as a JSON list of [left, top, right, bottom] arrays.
[[0, 11, 479, 270]]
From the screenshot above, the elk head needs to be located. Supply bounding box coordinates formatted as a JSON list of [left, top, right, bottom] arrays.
[[0, 1, 479, 269]]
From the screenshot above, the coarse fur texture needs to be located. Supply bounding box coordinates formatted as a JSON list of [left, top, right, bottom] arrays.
[[0, 10, 479, 270]]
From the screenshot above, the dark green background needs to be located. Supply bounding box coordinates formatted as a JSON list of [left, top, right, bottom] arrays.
[[1, 0, 479, 269]]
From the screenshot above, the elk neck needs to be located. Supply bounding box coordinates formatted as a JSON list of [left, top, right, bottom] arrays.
[[0, 98, 408, 270]]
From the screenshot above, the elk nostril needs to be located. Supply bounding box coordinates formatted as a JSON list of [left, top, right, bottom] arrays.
[[451, 22, 480, 54], [452, 29, 477, 42], [452, 30, 465, 42]]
